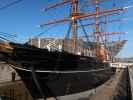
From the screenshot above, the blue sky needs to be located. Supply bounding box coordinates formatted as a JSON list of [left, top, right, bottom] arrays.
[[0, 0, 133, 58]]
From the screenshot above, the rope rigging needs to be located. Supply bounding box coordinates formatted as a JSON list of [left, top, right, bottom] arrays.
[[0, 0, 23, 10]]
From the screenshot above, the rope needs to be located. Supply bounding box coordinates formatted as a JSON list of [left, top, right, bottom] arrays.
[[0, 0, 23, 10]]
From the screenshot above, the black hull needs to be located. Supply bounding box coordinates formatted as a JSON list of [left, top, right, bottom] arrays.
[[14, 67, 114, 98], [0, 43, 115, 98]]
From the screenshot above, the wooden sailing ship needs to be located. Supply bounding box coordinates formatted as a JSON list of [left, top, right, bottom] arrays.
[[0, 0, 127, 99]]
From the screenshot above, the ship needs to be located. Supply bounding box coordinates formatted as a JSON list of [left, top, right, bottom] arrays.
[[0, 42, 115, 98], [0, 0, 127, 99]]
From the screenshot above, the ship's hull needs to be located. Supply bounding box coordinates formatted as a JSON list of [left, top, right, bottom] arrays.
[[14, 66, 114, 98], [0, 43, 115, 98]]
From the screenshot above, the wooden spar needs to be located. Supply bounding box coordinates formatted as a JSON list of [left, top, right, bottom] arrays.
[[0, 43, 13, 53]]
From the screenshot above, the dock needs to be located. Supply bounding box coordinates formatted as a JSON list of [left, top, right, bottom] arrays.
[[88, 68, 131, 100], [0, 80, 33, 100], [0, 64, 132, 100], [128, 66, 133, 100]]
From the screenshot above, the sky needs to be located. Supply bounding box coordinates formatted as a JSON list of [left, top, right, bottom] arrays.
[[0, 0, 133, 58]]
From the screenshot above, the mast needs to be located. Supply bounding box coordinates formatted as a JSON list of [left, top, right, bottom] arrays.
[[40, 0, 126, 62], [95, 0, 101, 60], [71, 0, 78, 53]]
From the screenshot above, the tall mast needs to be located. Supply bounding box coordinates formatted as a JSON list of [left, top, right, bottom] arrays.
[[71, 0, 79, 53], [95, 0, 101, 60]]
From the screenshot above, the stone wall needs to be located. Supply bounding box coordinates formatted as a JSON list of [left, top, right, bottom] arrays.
[[0, 62, 20, 83]]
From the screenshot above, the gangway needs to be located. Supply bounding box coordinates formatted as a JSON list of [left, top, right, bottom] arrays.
[[110, 62, 133, 68]]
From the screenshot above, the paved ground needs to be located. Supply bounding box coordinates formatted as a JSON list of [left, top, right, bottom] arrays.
[[89, 68, 131, 100]]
